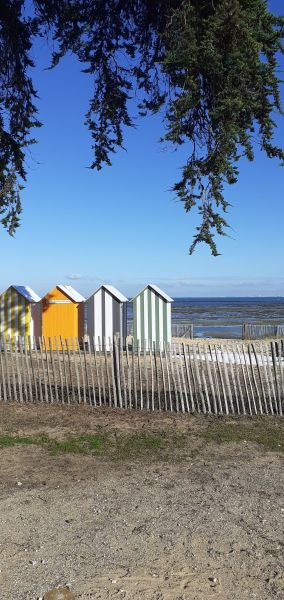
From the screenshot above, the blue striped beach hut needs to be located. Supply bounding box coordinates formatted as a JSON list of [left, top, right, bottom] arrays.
[[132, 284, 173, 350]]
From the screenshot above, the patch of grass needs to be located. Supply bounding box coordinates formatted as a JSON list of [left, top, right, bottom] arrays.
[[46, 433, 107, 455], [0, 435, 35, 448], [0, 431, 180, 459], [0, 419, 283, 459], [48, 437, 87, 455], [0, 432, 107, 456], [115, 433, 166, 459], [200, 418, 284, 452], [79, 433, 106, 451]]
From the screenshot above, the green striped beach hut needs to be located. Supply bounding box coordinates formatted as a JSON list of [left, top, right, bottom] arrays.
[[0, 285, 41, 344], [132, 284, 173, 350]]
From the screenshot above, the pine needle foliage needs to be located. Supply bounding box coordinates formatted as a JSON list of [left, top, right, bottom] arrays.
[[0, 1, 283, 253]]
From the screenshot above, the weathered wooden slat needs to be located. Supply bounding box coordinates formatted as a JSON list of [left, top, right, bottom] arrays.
[[19, 337, 28, 401], [87, 336, 96, 407], [113, 335, 122, 408], [197, 345, 211, 414], [159, 342, 167, 411], [60, 336, 68, 404], [98, 336, 106, 405], [48, 337, 58, 403], [276, 340, 284, 416], [144, 341, 150, 410], [43, 336, 53, 403], [165, 342, 173, 412], [153, 342, 161, 411], [25, 338, 33, 402], [93, 336, 101, 406], [188, 344, 200, 413], [161, 342, 170, 411], [77, 337, 86, 404], [213, 345, 228, 415], [0, 338, 7, 402], [258, 341, 272, 414], [82, 338, 91, 404], [189, 344, 201, 412], [231, 345, 244, 414], [149, 343, 154, 411], [118, 336, 126, 408], [194, 345, 204, 405], [194, 343, 208, 413], [208, 344, 222, 414], [264, 342, 277, 413], [271, 341, 281, 415], [137, 339, 143, 410], [236, 344, 250, 415], [203, 343, 216, 414], [66, 339, 75, 404], [103, 337, 112, 407], [54, 337, 64, 403], [171, 344, 181, 412], [70, 337, 80, 403], [132, 339, 138, 410], [109, 337, 117, 408], [125, 339, 131, 408], [28, 336, 38, 402], [172, 344, 181, 413], [220, 345, 234, 414], [3, 337, 12, 401], [184, 343, 195, 413], [251, 343, 266, 414], [247, 344, 261, 414], [179, 343, 189, 413], [235, 344, 249, 414], [15, 338, 23, 403], [10, 338, 17, 402], [242, 343, 256, 415], [226, 345, 239, 414]]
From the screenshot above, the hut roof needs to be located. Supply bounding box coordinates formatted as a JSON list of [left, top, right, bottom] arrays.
[[132, 284, 173, 303], [57, 285, 85, 303], [12, 285, 41, 303], [89, 285, 128, 303]]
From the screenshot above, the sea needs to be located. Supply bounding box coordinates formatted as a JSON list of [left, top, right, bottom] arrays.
[[127, 297, 284, 339]]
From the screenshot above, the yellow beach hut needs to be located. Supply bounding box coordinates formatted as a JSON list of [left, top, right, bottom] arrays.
[[41, 285, 85, 348], [0, 285, 41, 343]]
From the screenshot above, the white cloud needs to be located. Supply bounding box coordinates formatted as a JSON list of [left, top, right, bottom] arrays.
[[65, 273, 84, 280]]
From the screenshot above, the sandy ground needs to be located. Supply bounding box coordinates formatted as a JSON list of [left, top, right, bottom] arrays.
[[0, 404, 283, 600]]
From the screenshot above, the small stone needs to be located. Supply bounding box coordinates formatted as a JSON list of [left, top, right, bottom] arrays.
[[17, 481, 22, 486], [44, 588, 75, 600]]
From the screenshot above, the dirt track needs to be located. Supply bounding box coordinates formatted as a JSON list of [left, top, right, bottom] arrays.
[[0, 404, 283, 600]]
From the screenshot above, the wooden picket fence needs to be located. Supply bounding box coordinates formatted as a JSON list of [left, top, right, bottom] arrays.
[[242, 323, 284, 340], [0, 336, 283, 415]]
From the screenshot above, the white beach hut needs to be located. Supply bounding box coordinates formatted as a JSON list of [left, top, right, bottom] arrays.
[[85, 285, 128, 349]]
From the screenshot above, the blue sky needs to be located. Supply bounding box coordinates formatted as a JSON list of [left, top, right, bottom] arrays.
[[0, 1, 283, 299]]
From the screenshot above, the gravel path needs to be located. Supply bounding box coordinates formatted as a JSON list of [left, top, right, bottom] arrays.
[[0, 405, 283, 600]]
